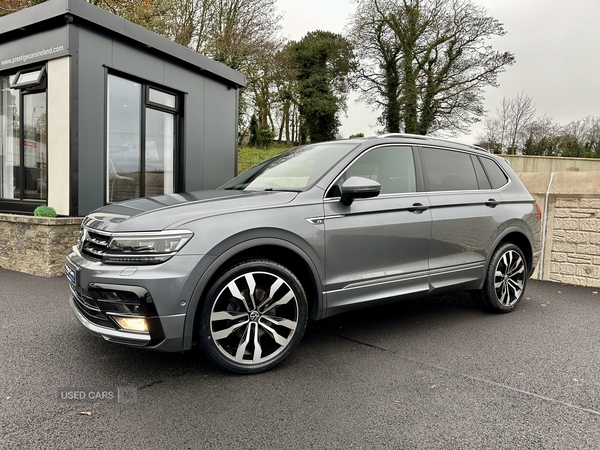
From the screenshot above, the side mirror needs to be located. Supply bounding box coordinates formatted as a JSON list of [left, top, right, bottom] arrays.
[[340, 176, 381, 206]]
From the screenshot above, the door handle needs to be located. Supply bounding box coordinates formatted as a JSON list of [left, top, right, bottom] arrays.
[[407, 203, 429, 213], [486, 198, 500, 207]]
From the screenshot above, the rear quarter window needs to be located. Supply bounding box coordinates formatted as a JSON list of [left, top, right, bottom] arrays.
[[479, 157, 509, 189]]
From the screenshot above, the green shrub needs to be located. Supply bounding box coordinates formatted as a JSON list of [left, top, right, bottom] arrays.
[[257, 128, 276, 149], [34, 206, 57, 217]]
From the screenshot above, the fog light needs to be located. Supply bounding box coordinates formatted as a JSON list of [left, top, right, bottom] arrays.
[[113, 316, 148, 332]]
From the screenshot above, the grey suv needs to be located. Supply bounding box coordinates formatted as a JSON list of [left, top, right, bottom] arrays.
[[66, 134, 542, 373]]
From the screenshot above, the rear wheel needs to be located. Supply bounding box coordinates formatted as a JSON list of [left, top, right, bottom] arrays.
[[472, 243, 527, 313], [198, 258, 308, 373]]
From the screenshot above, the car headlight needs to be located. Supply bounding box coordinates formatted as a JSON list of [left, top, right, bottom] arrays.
[[103, 230, 194, 265]]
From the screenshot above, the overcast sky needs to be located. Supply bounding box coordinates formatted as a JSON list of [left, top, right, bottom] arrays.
[[276, 0, 600, 144]]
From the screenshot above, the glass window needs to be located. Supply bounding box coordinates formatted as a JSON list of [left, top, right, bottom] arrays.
[[421, 147, 478, 192], [222, 142, 358, 192], [107, 75, 141, 202], [23, 92, 47, 200], [11, 67, 46, 89], [145, 108, 175, 197], [471, 154, 491, 190], [149, 88, 176, 109], [480, 156, 509, 189], [1, 75, 20, 201], [327, 145, 416, 197], [107, 74, 180, 203], [1, 72, 47, 209]]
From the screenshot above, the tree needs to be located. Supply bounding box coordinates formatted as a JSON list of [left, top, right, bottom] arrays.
[[558, 117, 600, 158], [348, 0, 514, 135], [288, 31, 354, 143], [505, 91, 536, 152], [88, 0, 171, 35], [478, 92, 536, 153], [157, 0, 282, 71], [269, 45, 301, 144], [0, 0, 46, 16], [521, 116, 559, 156], [347, 0, 402, 132], [161, 0, 283, 141]]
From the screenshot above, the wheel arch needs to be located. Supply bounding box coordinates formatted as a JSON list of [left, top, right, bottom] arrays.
[[481, 226, 535, 289], [182, 234, 324, 350]]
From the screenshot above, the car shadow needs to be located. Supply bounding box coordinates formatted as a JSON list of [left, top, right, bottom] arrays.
[[63, 290, 484, 382]]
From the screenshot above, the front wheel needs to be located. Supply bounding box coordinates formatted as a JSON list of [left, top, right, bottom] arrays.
[[472, 243, 527, 313], [198, 258, 308, 373]]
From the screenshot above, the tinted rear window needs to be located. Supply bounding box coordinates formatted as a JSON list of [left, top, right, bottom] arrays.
[[480, 157, 509, 189], [420, 147, 478, 192], [471, 155, 491, 189]]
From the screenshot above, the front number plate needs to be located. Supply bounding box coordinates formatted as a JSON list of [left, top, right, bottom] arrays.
[[65, 263, 76, 285]]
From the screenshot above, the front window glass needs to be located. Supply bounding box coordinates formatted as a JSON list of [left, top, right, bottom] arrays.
[[221, 142, 359, 191], [328, 145, 416, 197]]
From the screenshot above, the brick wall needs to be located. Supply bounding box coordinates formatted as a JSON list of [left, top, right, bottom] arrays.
[[0, 214, 82, 277]]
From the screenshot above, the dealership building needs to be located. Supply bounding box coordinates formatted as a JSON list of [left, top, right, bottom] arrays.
[[0, 0, 245, 217]]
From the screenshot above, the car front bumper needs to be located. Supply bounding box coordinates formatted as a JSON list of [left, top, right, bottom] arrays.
[[66, 247, 208, 352]]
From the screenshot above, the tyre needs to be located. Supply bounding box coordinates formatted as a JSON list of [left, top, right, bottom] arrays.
[[472, 243, 527, 313], [198, 258, 308, 373]]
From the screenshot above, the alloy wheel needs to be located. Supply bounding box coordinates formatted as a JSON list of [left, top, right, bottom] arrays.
[[209, 270, 301, 366], [493, 249, 525, 307]]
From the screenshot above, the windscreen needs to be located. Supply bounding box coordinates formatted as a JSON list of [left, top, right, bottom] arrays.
[[221, 142, 359, 191]]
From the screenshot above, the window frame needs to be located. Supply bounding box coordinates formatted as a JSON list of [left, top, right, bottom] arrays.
[[10, 66, 47, 90], [0, 66, 48, 214], [105, 71, 182, 204]]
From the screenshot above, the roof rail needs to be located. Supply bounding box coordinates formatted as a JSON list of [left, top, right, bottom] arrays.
[[378, 133, 490, 153], [379, 133, 428, 140]]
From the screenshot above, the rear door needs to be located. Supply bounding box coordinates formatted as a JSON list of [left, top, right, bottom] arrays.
[[419, 146, 506, 290], [322, 144, 432, 316]]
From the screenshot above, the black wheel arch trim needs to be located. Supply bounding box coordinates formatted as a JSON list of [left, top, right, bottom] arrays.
[[478, 225, 535, 290], [181, 232, 325, 351]]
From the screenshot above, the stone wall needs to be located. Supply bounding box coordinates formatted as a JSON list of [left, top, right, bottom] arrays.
[[504, 155, 600, 173], [550, 197, 600, 286], [0, 214, 82, 277], [519, 172, 600, 288]]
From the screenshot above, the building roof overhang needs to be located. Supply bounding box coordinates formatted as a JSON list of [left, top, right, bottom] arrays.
[[0, 0, 246, 88]]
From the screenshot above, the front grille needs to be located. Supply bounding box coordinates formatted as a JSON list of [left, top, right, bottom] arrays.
[[79, 227, 111, 261]]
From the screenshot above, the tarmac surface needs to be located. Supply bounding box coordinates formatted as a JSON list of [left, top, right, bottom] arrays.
[[1, 268, 599, 449]]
